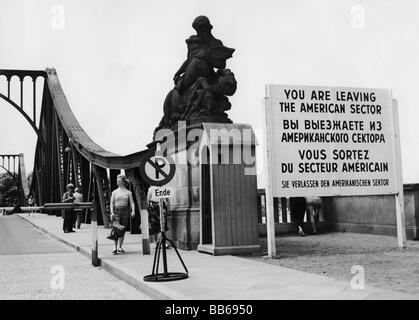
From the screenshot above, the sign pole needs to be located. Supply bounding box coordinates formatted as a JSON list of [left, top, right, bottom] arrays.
[[91, 181, 99, 266], [160, 198, 169, 276], [263, 97, 277, 258], [393, 100, 406, 248], [140, 209, 150, 254], [156, 142, 168, 273]]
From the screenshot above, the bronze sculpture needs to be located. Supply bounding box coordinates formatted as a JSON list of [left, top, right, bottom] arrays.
[[154, 16, 237, 136]]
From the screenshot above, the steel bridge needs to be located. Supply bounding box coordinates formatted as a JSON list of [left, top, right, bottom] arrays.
[[0, 68, 150, 230]]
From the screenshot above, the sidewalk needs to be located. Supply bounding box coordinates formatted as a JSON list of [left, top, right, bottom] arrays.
[[17, 213, 416, 300]]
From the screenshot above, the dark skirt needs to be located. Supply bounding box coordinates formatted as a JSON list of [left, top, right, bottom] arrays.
[[147, 202, 169, 235], [289, 197, 307, 227], [113, 207, 130, 236]]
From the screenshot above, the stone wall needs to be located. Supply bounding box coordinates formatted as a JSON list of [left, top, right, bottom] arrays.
[[323, 184, 419, 240]]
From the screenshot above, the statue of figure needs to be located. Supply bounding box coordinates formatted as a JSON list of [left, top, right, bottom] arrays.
[[173, 16, 223, 93], [154, 16, 237, 136]]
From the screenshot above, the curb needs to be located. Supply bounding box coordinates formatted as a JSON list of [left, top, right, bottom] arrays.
[[17, 214, 93, 260], [17, 214, 186, 300]]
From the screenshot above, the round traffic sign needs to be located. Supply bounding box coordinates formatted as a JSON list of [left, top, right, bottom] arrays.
[[139, 150, 176, 186]]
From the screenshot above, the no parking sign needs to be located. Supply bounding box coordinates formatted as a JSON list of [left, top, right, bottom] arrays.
[[139, 149, 176, 186]]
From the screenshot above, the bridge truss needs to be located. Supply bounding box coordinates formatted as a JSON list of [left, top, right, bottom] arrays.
[[0, 68, 150, 230]]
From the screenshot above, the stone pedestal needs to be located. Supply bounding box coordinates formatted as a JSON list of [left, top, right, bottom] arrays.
[[154, 123, 201, 250]]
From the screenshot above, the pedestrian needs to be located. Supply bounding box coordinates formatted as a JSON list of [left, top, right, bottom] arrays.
[[27, 194, 35, 215], [109, 175, 135, 254], [62, 183, 75, 233], [73, 188, 84, 229], [11, 200, 22, 214], [146, 186, 170, 246], [289, 197, 307, 236], [305, 196, 322, 235]]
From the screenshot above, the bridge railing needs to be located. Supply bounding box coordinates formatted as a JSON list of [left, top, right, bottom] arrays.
[[257, 189, 294, 224], [42, 202, 93, 210], [256, 189, 329, 236]]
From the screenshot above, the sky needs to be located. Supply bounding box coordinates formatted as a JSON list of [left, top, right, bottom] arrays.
[[1, 0, 419, 186]]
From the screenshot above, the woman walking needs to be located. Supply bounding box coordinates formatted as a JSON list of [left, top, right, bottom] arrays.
[[289, 197, 307, 237], [305, 196, 322, 235], [73, 187, 84, 229], [110, 174, 135, 254], [27, 194, 35, 215]]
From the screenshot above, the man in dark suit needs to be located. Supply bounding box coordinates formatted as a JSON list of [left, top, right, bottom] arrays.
[[62, 183, 75, 233]]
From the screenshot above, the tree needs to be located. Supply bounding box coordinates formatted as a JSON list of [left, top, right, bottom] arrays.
[[0, 172, 19, 207]]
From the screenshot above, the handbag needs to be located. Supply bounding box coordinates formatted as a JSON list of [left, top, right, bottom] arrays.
[[111, 220, 126, 238], [107, 228, 118, 240]]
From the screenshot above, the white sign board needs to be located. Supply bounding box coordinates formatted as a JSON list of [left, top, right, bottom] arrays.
[[148, 186, 175, 201], [263, 85, 398, 197]]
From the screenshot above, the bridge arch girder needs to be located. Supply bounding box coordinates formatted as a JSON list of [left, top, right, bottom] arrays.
[[0, 69, 47, 139], [0, 92, 40, 136]]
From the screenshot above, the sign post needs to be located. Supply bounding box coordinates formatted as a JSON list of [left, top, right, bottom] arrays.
[[91, 203, 99, 267], [42, 202, 98, 264], [140, 146, 189, 282], [91, 182, 99, 266], [140, 209, 150, 254], [263, 98, 278, 258], [263, 85, 406, 256], [393, 100, 406, 248]]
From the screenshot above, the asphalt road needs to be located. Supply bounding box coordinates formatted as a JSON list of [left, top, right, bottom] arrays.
[[0, 215, 150, 299]]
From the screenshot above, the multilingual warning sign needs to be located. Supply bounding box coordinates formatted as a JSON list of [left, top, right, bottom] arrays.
[[263, 84, 399, 197]]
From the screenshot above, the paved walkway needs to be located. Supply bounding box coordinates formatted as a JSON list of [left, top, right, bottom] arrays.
[[0, 215, 150, 299], [17, 213, 416, 300]]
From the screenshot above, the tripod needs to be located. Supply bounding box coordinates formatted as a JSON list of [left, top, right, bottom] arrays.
[[143, 198, 188, 282]]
